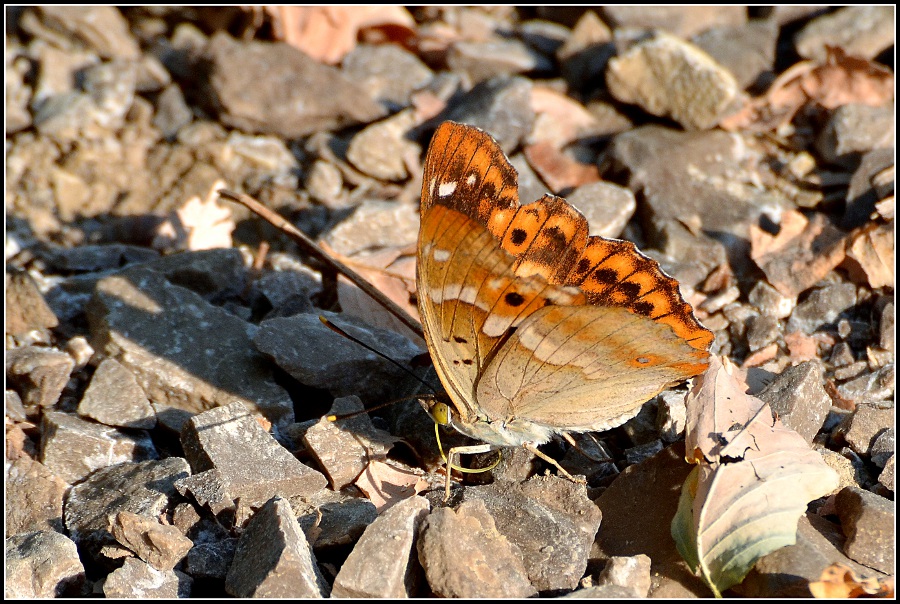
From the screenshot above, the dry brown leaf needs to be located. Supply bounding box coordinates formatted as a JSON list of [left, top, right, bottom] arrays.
[[320, 241, 423, 346], [721, 47, 894, 131], [749, 210, 847, 298], [741, 343, 779, 368], [844, 222, 894, 289], [784, 331, 819, 362], [809, 563, 894, 598], [264, 6, 415, 64], [674, 356, 840, 596], [153, 180, 234, 252], [529, 86, 602, 149], [523, 141, 600, 194], [354, 459, 428, 512]]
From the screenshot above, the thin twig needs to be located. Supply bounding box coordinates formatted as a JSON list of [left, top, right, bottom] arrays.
[[219, 189, 424, 340]]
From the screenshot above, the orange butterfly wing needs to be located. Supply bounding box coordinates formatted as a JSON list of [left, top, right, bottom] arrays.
[[417, 122, 712, 445]]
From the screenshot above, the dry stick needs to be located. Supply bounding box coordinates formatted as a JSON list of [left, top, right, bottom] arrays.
[[218, 189, 424, 340]]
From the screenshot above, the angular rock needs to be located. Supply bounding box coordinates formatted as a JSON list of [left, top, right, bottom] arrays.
[[786, 283, 857, 335], [331, 495, 430, 598], [756, 361, 831, 443], [692, 20, 778, 89], [447, 38, 552, 84], [462, 475, 602, 592], [816, 103, 894, 168], [255, 311, 422, 406], [417, 498, 537, 598], [110, 511, 193, 571], [869, 429, 894, 469], [185, 538, 238, 580], [794, 6, 895, 62], [6, 270, 59, 338], [878, 455, 894, 492], [152, 83, 193, 139], [295, 492, 378, 550], [5, 456, 67, 535], [844, 148, 893, 229], [64, 458, 190, 556], [103, 558, 192, 598], [596, 554, 651, 597], [601, 6, 746, 39], [441, 76, 535, 154], [87, 267, 294, 425], [342, 44, 434, 111], [6, 346, 75, 408], [142, 247, 247, 299], [22, 6, 140, 59], [180, 402, 327, 508], [41, 411, 158, 484], [745, 314, 781, 352], [840, 404, 895, 457], [835, 486, 894, 574], [5, 530, 85, 598], [565, 181, 636, 239], [606, 32, 743, 130], [748, 281, 795, 319], [77, 358, 156, 429], [303, 396, 396, 490], [225, 496, 330, 598], [202, 32, 385, 138], [346, 110, 420, 181], [322, 199, 419, 257]]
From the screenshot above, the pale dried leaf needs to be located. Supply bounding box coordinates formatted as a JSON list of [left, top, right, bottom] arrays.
[[808, 563, 894, 598], [529, 86, 601, 148], [523, 141, 600, 194], [845, 222, 894, 288], [264, 6, 415, 64], [784, 331, 819, 362], [749, 210, 847, 298], [354, 459, 428, 512], [674, 357, 840, 596], [153, 181, 234, 252]]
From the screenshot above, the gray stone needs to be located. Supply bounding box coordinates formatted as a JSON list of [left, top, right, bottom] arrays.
[[78, 358, 156, 429], [870, 429, 894, 469], [834, 360, 868, 381], [463, 475, 602, 592], [296, 493, 378, 550], [152, 84, 193, 139], [878, 301, 894, 353], [225, 496, 330, 598], [601, 6, 746, 38], [565, 181, 636, 239], [819, 448, 870, 492], [837, 365, 894, 406], [342, 44, 433, 111], [840, 404, 895, 457], [303, 396, 397, 490], [692, 20, 778, 89], [5, 530, 85, 598], [596, 554, 651, 597], [203, 32, 385, 138], [331, 496, 430, 598], [174, 468, 234, 517], [43, 244, 158, 273], [509, 153, 552, 207], [562, 584, 645, 598], [6, 270, 59, 338], [304, 160, 345, 207], [346, 110, 420, 181], [64, 458, 190, 557], [180, 402, 327, 508], [253, 264, 321, 319], [103, 558, 192, 598], [557, 11, 614, 93], [5, 456, 67, 536], [817, 103, 894, 168], [794, 6, 895, 62], [748, 280, 795, 319], [844, 148, 893, 229], [519, 19, 571, 55], [656, 390, 688, 443], [41, 411, 157, 484], [786, 283, 857, 335], [756, 361, 831, 444], [878, 455, 894, 492], [6, 346, 75, 408], [746, 314, 781, 352], [835, 486, 894, 574], [22, 7, 140, 59], [87, 267, 294, 426], [255, 311, 422, 406], [185, 539, 238, 580], [441, 76, 535, 154], [143, 247, 247, 299], [110, 511, 193, 571], [624, 440, 665, 465], [447, 38, 552, 84], [322, 199, 419, 257], [417, 499, 537, 598], [606, 32, 744, 130]]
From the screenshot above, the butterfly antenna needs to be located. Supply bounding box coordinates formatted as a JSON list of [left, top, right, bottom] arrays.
[[327, 394, 431, 422], [319, 316, 436, 394]]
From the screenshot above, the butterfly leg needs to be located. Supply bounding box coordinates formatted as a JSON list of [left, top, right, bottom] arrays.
[[523, 442, 588, 486], [444, 443, 494, 501]]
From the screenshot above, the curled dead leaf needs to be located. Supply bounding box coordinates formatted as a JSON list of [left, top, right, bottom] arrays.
[[808, 563, 894, 598]]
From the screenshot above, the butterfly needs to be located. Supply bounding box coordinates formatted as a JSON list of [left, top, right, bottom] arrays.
[[415, 121, 714, 473]]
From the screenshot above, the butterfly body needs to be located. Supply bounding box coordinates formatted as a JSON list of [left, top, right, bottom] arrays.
[[417, 122, 713, 451]]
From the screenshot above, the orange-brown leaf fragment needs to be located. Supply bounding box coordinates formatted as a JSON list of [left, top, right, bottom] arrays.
[[809, 563, 894, 598]]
